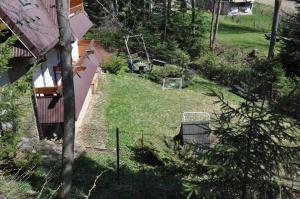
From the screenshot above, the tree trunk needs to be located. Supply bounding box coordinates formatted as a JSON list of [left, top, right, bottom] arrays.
[[210, 0, 216, 50], [167, 0, 172, 23], [212, 0, 222, 51], [163, 0, 168, 41], [56, 0, 75, 198], [191, 0, 196, 35], [109, 0, 115, 16], [268, 0, 282, 60], [181, 0, 188, 10], [114, 0, 118, 14]]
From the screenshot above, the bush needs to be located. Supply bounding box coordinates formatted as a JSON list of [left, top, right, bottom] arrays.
[[148, 65, 183, 83], [101, 54, 125, 74], [193, 51, 251, 86], [274, 84, 300, 119]]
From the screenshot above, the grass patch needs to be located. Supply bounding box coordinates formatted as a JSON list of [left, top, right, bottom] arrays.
[[103, 73, 241, 163], [218, 3, 273, 54]]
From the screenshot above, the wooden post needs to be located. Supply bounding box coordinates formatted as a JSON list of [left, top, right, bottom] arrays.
[[31, 94, 43, 139], [141, 36, 150, 63], [124, 37, 132, 60], [116, 128, 120, 184]]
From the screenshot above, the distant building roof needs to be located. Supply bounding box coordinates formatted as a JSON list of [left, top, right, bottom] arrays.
[[0, 0, 59, 58]]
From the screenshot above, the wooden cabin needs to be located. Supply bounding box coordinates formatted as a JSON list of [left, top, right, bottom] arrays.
[[0, 0, 101, 138]]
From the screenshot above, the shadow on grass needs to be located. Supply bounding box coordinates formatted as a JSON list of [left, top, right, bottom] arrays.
[[219, 22, 263, 34], [72, 152, 185, 199]]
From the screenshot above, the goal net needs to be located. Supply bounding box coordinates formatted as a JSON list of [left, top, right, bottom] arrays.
[[182, 112, 210, 123], [162, 78, 183, 90]]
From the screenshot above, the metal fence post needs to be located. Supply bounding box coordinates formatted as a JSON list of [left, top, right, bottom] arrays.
[[116, 128, 120, 184]]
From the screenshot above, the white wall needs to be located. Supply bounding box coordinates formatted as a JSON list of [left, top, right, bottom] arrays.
[[33, 48, 60, 88], [72, 40, 79, 62], [33, 41, 79, 88]]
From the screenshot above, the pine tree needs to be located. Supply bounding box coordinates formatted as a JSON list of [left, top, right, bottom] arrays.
[[200, 86, 300, 198], [280, 4, 300, 77]]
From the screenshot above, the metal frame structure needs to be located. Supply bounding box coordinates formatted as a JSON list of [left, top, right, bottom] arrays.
[[182, 112, 211, 123], [162, 78, 183, 90], [124, 34, 150, 63]]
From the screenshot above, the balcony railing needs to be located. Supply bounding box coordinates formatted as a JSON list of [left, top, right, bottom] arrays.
[[70, 0, 84, 14]]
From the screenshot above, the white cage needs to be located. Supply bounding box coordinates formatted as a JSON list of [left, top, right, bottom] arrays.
[[162, 78, 183, 90], [182, 112, 210, 123]]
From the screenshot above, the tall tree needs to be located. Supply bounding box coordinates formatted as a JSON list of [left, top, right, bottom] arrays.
[[164, 0, 172, 41], [191, 0, 196, 35], [209, 0, 216, 50], [187, 86, 300, 198], [280, 1, 300, 77], [56, 0, 76, 198], [211, 0, 222, 51], [268, 0, 282, 60]]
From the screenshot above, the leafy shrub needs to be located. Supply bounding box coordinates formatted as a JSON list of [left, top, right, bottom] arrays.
[[146, 39, 191, 66], [193, 51, 251, 86], [85, 28, 124, 52], [101, 54, 125, 74], [148, 65, 183, 83]]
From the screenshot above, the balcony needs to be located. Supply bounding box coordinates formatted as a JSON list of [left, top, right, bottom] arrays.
[[70, 0, 84, 14], [34, 40, 100, 124]]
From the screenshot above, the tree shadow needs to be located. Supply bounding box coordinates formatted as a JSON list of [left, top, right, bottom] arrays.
[[72, 152, 186, 199], [219, 22, 263, 34]]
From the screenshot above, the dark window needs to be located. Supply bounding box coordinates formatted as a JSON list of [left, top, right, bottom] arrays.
[[18, 0, 31, 6]]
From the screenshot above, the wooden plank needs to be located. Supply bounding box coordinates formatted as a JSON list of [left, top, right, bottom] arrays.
[[35, 86, 62, 95]]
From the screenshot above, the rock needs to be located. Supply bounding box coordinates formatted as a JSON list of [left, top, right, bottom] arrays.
[[17, 137, 34, 152]]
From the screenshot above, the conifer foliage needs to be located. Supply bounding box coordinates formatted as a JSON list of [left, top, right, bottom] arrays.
[[186, 87, 300, 198]]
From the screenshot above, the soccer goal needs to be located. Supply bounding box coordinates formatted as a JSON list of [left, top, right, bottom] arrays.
[[162, 78, 183, 90], [182, 112, 210, 123]]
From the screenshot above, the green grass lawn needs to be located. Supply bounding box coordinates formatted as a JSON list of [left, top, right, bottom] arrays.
[[104, 74, 241, 151], [218, 3, 274, 55], [68, 73, 242, 198]]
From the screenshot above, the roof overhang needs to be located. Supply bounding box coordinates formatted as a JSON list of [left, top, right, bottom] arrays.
[[0, 0, 59, 58], [70, 11, 93, 41]]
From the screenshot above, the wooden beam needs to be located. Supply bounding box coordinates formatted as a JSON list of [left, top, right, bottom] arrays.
[[53, 66, 87, 72], [35, 86, 62, 95]]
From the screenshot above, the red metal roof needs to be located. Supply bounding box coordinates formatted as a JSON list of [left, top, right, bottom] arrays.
[[13, 46, 32, 57], [0, 0, 59, 57], [70, 12, 93, 40], [41, 0, 57, 25]]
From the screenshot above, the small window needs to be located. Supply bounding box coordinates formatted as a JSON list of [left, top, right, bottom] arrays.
[[19, 0, 31, 6]]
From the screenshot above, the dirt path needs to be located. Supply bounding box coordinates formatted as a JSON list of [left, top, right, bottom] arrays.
[[75, 73, 111, 153], [256, 0, 297, 13]]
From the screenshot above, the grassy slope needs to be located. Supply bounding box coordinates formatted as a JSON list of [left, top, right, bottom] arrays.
[[104, 74, 241, 151], [69, 74, 242, 198], [218, 3, 273, 54]]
